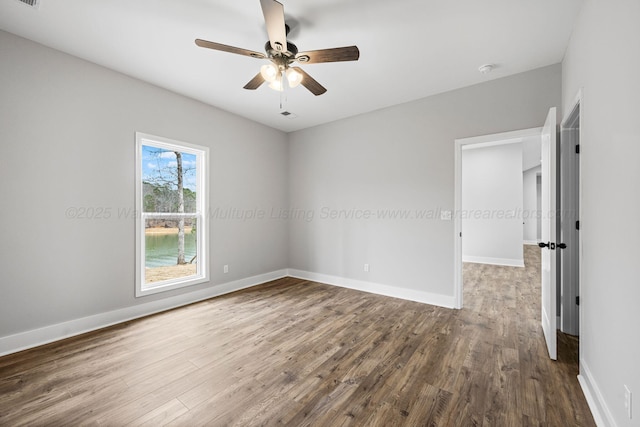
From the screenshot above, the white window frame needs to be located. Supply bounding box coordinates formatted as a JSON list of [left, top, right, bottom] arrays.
[[135, 132, 209, 297]]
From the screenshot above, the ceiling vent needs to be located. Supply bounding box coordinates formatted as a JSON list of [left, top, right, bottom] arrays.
[[16, 0, 40, 8], [280, 111, 298, 119]]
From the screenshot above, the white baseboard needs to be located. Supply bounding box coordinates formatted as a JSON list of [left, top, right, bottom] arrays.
[[462, 256, 525, 268], [524, 240, 539, 246], [578, 358, 616, 427], [0, 269, 288, 357], [287, 269, 456, 309]]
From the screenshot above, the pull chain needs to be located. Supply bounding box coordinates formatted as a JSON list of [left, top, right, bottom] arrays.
[[279, 72, 287, 111]]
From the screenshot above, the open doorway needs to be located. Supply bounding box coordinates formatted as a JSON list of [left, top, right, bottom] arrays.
[[453, 127, 543, 308], [454, 110, 560, 361], [453, 103, 582, 364]]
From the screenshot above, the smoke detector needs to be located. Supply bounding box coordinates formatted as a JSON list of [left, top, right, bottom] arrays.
[[478, 64, 495, 74]]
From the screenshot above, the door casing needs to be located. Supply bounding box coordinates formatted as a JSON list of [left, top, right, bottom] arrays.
[[560, 89, 583, 338]]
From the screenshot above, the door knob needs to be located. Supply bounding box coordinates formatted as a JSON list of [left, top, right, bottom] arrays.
[[538, 242, 550, 248], [558, 243, 567, 249]]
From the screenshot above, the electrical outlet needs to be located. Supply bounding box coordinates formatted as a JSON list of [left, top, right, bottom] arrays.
[[624, 385, 632, 419], [363, 263, 369, 272], [223, 264, 229, 274]]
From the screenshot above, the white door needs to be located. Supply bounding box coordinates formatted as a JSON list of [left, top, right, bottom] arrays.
[[540, 107, 557, 360]]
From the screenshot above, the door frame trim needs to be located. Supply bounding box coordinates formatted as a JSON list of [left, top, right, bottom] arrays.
[[453, 127, 543, 309], [560, 88, 583, 339]]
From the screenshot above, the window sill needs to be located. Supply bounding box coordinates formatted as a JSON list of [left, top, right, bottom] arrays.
[[135, 274, 209, 297]]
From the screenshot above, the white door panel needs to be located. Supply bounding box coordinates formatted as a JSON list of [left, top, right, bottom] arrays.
[[540, 107, 557, 360]]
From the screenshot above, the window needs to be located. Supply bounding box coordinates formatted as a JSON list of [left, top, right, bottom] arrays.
[[135, 133, 209, 296]]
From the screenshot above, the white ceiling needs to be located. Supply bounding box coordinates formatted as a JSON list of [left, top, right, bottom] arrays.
[[462, 135, 541, 171], [0, 0, 584, 133]]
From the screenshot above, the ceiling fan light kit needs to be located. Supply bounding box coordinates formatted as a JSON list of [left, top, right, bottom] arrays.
[[195, 0, 359, 97], [285, 68, 302, 88], [260, 63, 279, 82], [259, 64, 302, 91]]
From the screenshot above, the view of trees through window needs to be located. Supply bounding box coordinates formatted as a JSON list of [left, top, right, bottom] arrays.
[[142, 145, 198, 284]]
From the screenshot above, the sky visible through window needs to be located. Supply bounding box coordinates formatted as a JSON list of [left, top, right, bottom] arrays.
[[142, 145, 197, 192]]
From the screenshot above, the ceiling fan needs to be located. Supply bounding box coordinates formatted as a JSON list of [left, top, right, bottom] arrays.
[[195, 0, 360, 96]]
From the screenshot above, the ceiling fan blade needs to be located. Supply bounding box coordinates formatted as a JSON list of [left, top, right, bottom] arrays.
[[296, 46, 360, 64], [195, 39, 266, 59], [243, 72, 266, 90], [260, 0, 287, 53], [292, 67, 327, 96]]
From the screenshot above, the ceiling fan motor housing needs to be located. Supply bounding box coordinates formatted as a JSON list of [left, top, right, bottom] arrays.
[[265, 40, 298, 59]]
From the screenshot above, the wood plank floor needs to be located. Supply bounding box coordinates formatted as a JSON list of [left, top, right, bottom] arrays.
[[0, 246, 595, 426]]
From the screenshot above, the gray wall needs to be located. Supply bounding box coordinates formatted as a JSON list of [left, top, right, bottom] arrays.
[[462, 143, 524, 266], [0, 30, 289, 338], [523, 166, 541, 243], [289, 65, 561, 299], [562, 1, 640, 425]]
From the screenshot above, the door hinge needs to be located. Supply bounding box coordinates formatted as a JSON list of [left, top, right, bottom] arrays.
[[575, 144, 581, 154], [576, 220, 580, 230], [460, 232, 462, 237], [576, 296, 580, 306]]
